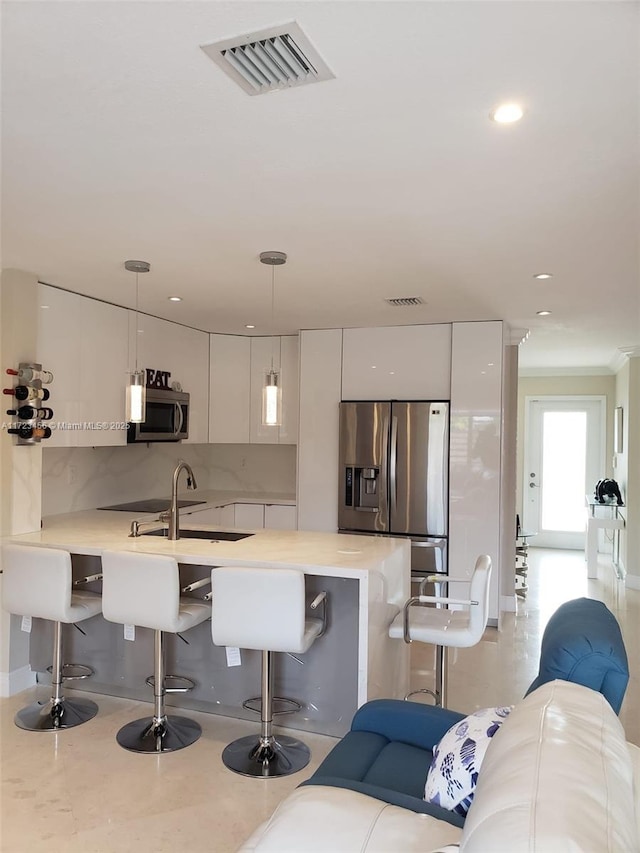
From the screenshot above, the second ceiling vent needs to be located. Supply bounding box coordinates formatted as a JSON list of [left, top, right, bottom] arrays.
[[385, 297, 425, 307], [201, 21, 335, 96]]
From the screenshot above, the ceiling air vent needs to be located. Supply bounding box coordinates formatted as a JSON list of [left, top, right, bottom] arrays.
[[385, 297, 425, 307], [201, 22, 335, 96]]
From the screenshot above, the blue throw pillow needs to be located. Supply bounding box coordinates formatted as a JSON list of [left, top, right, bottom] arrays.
[[424, 705, 512, 816]]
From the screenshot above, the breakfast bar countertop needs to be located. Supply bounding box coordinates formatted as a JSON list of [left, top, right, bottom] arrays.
[[4, 506, 409, 582], [3, 503, 410, 727]]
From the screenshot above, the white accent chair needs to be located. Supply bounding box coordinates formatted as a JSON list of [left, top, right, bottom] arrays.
[[389, 555, 492, 707], [1, 543, 102, 731], [211, 566, 324, 778], [101, 550, 211, 753]]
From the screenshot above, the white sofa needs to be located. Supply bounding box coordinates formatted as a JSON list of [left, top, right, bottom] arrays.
[[240, 680, 640, 852]]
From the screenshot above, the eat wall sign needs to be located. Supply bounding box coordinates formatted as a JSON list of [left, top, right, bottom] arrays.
[[146, 369, 171, 389]]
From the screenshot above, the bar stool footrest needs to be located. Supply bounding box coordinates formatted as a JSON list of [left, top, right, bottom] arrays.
[[46, 663, 94, 680], [145, 674, 196, 693], [404, 687, 440, 706], [242, 696, 302, 716]]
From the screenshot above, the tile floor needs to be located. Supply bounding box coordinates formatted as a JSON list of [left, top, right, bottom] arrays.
[[1, 548, 638, 852]]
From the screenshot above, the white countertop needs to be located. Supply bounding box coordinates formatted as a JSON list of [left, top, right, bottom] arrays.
[[117, 489, 296, 511], [181, 489, 296, 508], [4, 509, 409, 580]]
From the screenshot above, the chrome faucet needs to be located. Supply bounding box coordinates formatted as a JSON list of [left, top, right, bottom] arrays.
[[166, 460, 198, 541]]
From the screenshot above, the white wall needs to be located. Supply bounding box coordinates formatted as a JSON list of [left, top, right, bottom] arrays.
[[0, 269, 42, 694], [615, 355, 640, 587]]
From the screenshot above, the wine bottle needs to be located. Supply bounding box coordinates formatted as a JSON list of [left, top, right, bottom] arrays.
[[3, 386, 50, 402], [6, 406, 54, 420], [5, 367, 54, 383], [8, 425, 52, 440]]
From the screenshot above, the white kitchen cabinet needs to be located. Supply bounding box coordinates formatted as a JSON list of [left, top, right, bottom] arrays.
[[181, 506, 223, 526], [130, 312, 209, 444], [341, 325, 452, 400], [279, 336, 299, 445], [249, 336, 299, 445], [448, 320, 504, 622], [209, 334, 250, 443], [297, 329, 344, 532], [264, 504, 297, 530], [37, 284, 129, 447], [233, 502, 265, 529], [219, 503, 236, 528]]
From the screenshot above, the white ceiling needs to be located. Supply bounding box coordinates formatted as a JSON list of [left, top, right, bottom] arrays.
[[2, 1, 639, 371]]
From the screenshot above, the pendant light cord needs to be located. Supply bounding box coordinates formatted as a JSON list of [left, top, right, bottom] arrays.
[[135, 271, 139, 372], [270, 265, 275, 372]]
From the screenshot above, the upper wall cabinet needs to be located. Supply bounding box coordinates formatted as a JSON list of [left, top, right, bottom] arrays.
[[129, 312, 210, 444], [249, 336, 299, 445], [37, 284, 129, 446], [209, 334, 251, 444], [341, 325, 452, 400]]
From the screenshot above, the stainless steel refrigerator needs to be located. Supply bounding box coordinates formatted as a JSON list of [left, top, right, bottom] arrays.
[[338, 401, 449, 580]]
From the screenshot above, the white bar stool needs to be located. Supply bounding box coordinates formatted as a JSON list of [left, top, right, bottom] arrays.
[[101, 550, 211, 754], [389, 555, 492, 707], [1, 543, 102, 731], [211, 566, 324, 778]]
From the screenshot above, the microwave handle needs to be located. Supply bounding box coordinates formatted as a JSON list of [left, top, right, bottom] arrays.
[[174, 401, 184, 436]]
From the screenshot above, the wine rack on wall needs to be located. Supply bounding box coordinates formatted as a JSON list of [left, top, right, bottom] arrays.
[[3, 363, 54, 445]]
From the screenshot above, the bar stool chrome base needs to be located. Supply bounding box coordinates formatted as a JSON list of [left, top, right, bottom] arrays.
[[222, 733, 311, 778], [116, 714, 202, 753], [15, 697, 99, 731]]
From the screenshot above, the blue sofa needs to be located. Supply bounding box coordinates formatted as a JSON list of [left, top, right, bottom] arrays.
[[302, 597, 629, 827]]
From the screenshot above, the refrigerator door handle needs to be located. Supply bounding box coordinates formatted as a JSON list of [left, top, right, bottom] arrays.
[[390, 414, 398, 518]]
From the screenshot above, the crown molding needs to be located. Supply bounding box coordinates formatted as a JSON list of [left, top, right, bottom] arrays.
[[609, 346, 640, 373], [518, 366, 614, 378], [508, 327, 530, 346]]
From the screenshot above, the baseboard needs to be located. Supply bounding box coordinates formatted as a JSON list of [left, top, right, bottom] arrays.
[[501, 594, 517, 613], [626, 575, 640, 591], [0, 664, 36, 698]]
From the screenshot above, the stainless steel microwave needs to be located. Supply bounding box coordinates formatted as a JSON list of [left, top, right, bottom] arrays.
[[127, 389, 189, 442]]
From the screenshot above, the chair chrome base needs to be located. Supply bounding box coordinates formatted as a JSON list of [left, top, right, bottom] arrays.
[[222, 734, 311, 778], [116, 714, 202, 753], [15, 697, 99, 731]]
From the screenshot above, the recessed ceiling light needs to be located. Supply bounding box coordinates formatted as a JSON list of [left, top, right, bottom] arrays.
[[536, 310, 552, 316], [533, 273, 553, 280], [245, 324, 255, 329], [168, 296, 182, 302], [490, 103, 524, 124]]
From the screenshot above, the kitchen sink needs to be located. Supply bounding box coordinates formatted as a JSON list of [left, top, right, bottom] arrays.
[[141, 529, 253, 541]]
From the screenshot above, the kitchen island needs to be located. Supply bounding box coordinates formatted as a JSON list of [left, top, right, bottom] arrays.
[[4, 510, 410, 737]]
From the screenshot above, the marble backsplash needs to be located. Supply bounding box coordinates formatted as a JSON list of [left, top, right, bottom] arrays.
[[42, 443, 297, 515]]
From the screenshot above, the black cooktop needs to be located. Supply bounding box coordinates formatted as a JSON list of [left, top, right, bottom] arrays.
[[98, 499, 206, 513]]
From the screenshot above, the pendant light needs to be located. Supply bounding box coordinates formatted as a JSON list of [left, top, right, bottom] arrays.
[[259, 251, 286, 427], [124, 259, 150, 423]]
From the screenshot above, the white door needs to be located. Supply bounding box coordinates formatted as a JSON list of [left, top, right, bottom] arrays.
[[523, 397, 605, 549]]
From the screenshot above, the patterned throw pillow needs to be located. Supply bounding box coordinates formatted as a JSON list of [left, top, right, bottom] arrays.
[[424, 706, 513, 816]]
